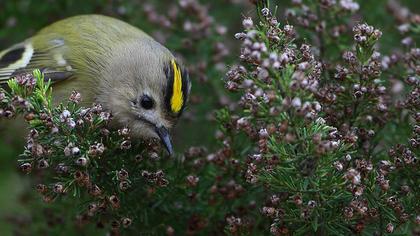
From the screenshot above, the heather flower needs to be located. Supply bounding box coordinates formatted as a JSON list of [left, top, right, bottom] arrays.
[[76, 157, 88, 166], [242, 17, 253, 30], [186, 175, 200, 187], [37, 159, 49, 169], [88, 143, 105, 157], [333, 161, 343, 171], [53, 183, 64, 193], [0, 92, 6, 101], [14, 73, 36, 88], [119, 181, 130, 191], [60, 109, 71, 121], [71, 146, 81, 156], [56, 163, 69, 174], [69, 91, 82, 103], [345, 168, 361, 184], [109, 195, 120, 209], [120, 140, 132, 150], [386, 223, 394, 233], [121, 217, 132, 228], [118, 127, 130, 136], [339, 0, 359, 12], [20, 163, 32, 173], [36, 184, 47, 194], [99, 111, 111, 121]]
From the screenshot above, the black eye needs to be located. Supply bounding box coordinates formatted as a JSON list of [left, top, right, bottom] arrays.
[[140, 95, 154, 110]]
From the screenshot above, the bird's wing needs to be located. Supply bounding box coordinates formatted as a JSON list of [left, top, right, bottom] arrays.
[[0, 15, 151, 86], [0, 38, 74, 85]]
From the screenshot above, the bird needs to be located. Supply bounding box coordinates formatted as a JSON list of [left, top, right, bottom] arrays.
[[0, 14, 191, 155]]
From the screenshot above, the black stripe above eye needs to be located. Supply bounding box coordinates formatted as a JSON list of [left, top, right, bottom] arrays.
[[181, 68, 189, 109], [0, 47, 25, 67], [164, 62, 174, 114]]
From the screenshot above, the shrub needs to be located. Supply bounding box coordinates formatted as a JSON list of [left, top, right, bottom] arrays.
[[1, 0, 419, 235]]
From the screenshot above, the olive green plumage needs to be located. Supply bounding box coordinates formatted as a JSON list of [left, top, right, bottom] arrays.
[[0, 15, 191, 154]]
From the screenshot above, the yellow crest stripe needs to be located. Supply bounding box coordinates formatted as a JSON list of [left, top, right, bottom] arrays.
[[170, 59, 183, 113]]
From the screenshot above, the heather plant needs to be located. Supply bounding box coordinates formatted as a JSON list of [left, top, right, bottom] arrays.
[[1, 70, 251, 235], [2, 71, 160, 233], [0, 0, 419, 235], [216, 1, 419, 235]]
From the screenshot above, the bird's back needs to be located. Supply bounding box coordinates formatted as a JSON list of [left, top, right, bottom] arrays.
[[33, 15, 151, 79]]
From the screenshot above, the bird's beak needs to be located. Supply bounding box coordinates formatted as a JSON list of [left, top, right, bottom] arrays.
[[154, 126, 173, 156]]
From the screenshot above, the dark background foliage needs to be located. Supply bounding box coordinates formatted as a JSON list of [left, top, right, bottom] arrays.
[[0, 0, 419, 235]]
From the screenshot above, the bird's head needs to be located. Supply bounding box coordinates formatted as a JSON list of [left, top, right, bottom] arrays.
[[98, 39, 191, 155]]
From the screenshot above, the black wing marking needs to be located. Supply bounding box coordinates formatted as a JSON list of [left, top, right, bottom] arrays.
[[0, 42, 74, 84], [0, 43, 34, 82], [0, 47, 25, 68]]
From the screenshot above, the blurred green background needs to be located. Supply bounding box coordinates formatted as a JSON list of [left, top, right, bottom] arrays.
[[0, 0, 418, 235]]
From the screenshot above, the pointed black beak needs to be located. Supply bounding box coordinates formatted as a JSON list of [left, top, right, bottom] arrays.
[[155, 126, 173, 156]]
